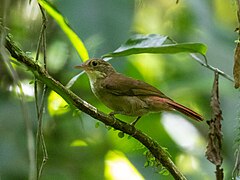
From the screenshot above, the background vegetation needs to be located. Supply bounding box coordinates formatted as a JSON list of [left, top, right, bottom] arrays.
[[0, 0, 239, 179]]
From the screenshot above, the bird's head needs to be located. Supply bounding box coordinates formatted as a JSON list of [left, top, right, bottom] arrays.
[[75, 58, 116, 81]]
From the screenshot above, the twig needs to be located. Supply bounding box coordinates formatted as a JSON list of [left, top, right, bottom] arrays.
[[169, 37, 234, 83], [35, 4, 48, 180], [232, 145, 240, 178], [190, 53, 234, 82], [5, 34, 187, 180], [36, 87, 48, 179]]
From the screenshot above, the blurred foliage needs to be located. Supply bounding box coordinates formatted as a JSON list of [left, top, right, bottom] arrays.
[[0, 0, 239, 179], [38, 0, 89, 61]]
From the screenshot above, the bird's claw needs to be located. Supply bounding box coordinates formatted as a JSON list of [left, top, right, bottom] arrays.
[[109, 112, 116, 117], [109, 112, 117, 125]]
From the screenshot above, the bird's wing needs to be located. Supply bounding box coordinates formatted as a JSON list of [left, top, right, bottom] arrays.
[[102, 73, 169, 98]]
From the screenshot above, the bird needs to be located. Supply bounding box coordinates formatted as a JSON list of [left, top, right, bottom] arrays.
[[75, 58, 203, 125]]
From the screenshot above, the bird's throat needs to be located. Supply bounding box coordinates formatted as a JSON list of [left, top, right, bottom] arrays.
[[86, 70, 106, 93]]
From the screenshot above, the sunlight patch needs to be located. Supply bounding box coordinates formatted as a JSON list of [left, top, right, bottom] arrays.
[[70, 139, 88, 147], [11, 80, 35, 98], [104, 150, 144, 180], [176, 153, 200, 173], [48, 91, 69, 116], [161, 112, 205, 153]]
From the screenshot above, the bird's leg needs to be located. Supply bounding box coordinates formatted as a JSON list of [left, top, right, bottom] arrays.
[[130, 116, 142, 126], [108, 112, 118, 124], [109, 112, 142, 126]]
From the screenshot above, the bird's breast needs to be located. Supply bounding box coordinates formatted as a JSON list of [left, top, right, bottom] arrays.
[[91, 86, 149, 116]]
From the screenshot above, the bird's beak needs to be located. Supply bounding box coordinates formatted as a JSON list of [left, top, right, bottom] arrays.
[[74, 64, 85, 69]]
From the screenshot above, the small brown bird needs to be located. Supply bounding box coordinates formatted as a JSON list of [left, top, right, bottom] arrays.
[[75, 58, 203, 125]]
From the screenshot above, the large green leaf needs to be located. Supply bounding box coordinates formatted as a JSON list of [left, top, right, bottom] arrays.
[[103, 34, 207, 58], [38, 0, 89, 61]]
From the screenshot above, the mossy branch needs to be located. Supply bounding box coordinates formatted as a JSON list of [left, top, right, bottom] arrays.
[[4, 34, 187, 180]]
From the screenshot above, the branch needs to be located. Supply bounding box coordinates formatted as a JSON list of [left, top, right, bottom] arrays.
[[35, 4, 48, 179], [190, 54, 234, 82], [4, 34, 187, 180]]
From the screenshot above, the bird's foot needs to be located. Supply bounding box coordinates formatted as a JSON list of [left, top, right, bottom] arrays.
[[109, 112, 117, 125], [109, 112, 116, 117]]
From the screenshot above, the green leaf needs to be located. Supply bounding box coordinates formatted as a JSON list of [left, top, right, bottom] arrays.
[[72, 109, 81, 117], [159, 168, 170, 176], [38, 0, 89, 61], [144, 161, 149, 167], [95, 122, 100, 128], [103, 34, 207, 58], [29, 80, 35, 84], [105, 125, 112, 131], [118, 131, 124, 138]]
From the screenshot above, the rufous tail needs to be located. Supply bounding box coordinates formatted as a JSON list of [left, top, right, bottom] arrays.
[[167, 100, 203, 122]]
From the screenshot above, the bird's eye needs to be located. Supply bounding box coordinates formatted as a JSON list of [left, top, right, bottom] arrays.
[[91, 60, 98, 67]]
